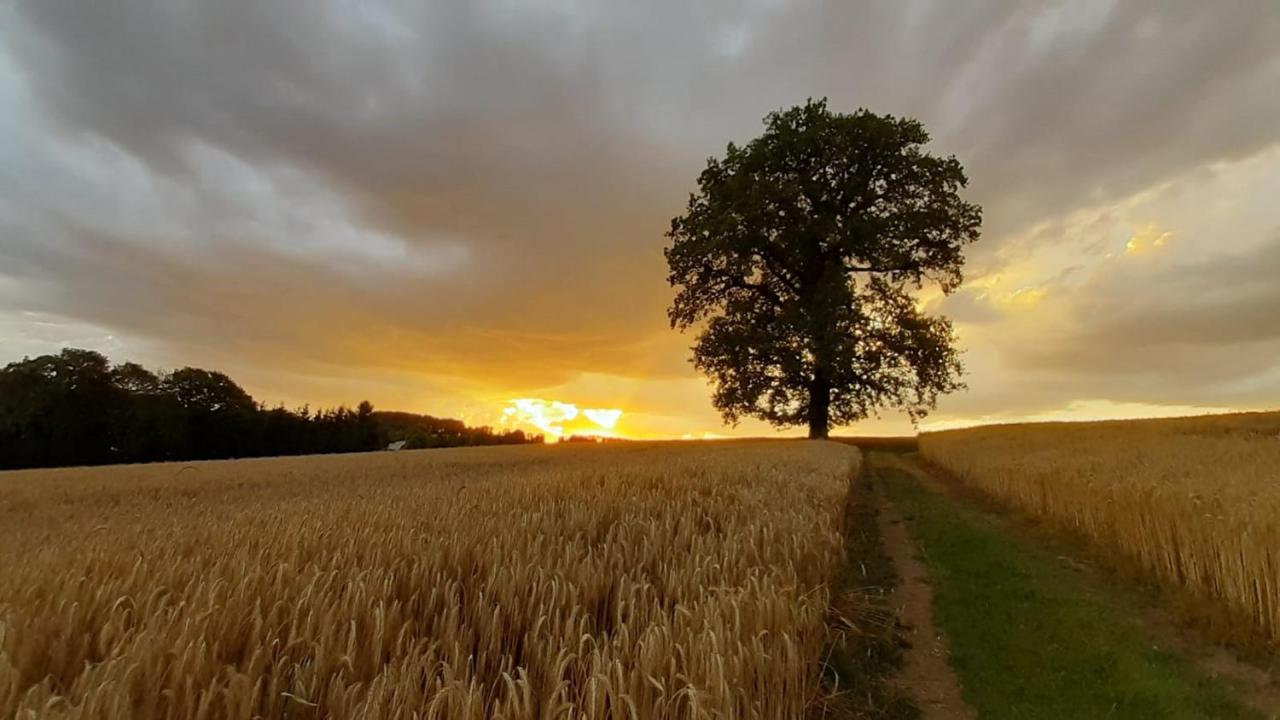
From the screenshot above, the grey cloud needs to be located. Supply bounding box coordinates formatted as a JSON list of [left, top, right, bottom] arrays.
[[998, 234, 1280, 407], [12, 1, 1279, 244], [1076, 239, 1280, 348], [0, 222, 676, 387], [2, 0, 1279, 413], [951, 3, 1280, 241]]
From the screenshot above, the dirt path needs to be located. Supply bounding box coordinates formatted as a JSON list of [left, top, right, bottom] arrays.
[[886, 452, 1280, 719], [874, 468, 975, 720]]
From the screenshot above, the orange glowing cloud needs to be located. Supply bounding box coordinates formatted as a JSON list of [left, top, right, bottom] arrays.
[[502, 398, 625, 441], [582, 408, 622, 429]]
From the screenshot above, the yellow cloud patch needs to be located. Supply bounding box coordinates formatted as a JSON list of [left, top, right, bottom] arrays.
[[1003, 285, 1047, 309], [1125, 224, 1174, 255], [582, 408, 622, 429], [502, 398, 626, 441]]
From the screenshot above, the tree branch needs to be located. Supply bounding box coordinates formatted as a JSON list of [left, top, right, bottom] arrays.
[[756, 246, 803, 293], [844, 262, 915, 273], [727, 275, 785, 310]]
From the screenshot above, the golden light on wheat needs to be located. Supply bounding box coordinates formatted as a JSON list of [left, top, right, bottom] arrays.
[[920, 412, 1280, 646], [0, 441, 857, 718]]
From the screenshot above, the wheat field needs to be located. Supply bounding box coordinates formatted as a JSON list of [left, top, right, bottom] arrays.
[[0, 440, 857, 719], [920, 412, 1280, 646]]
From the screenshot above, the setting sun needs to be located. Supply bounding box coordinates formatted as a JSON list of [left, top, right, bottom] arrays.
[[501, 398, 626, 441]]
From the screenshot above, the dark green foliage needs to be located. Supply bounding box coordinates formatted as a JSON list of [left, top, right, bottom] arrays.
[[0, 349, 123, 467], [376, 410, 535, 449], [0, 348, 538, 470], [666, 99, 980, 438]]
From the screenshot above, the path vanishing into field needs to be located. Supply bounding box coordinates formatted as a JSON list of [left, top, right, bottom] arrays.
[[875, 468, 974, 720], [839, 446, 1279, 720]]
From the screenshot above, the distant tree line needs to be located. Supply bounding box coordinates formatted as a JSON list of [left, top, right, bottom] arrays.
[[0, 348, 540, 470], [559, 434, 629, 444], [375, 411, 540, 450]]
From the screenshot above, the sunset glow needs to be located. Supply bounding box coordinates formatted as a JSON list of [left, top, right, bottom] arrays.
[[502, 398, 626, 441]]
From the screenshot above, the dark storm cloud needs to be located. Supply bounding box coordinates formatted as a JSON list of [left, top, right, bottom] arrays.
[[2, 0, 1279, 415]]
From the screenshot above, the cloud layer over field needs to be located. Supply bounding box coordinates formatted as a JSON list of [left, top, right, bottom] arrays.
[[2, 1, 1278, 435]]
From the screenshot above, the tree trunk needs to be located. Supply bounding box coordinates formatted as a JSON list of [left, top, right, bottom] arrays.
[[807, 375, 831, 439]]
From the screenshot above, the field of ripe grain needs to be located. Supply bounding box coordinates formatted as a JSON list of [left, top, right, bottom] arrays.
[[0, 440, 856, 719], [920, 412, 1280, 647]]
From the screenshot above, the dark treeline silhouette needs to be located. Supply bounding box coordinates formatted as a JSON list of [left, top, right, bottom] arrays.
[[559, 434, 629, 444], [375, 411, 540, 450], [0, 348, 539, 470]]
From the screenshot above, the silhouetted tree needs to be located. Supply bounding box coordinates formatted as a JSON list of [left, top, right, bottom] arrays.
[[110, 362, 163, 394], [161, 368, 257, 459], [0, 349, 539, 470], [0, 349, 123, 466], [162, 368, 255, 414], [110, 361, 182, 462], [353, 400, 379, 451], [666, 99, 981, 438]]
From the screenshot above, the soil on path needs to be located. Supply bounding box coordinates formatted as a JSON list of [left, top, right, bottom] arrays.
[[873, 462, 975, 720]]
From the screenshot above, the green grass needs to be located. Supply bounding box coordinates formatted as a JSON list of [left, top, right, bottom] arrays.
[[876, 455, 1261, 720]]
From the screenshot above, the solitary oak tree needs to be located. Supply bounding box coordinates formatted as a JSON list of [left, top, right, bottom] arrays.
[[666, 99, 981, 438]]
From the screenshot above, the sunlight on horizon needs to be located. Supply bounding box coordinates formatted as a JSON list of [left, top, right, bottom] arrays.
[[502, 398, 626, 442], [920, 399, 1246, 433]]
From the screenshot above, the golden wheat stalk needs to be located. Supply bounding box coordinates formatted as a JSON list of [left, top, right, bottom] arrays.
[[920, 412, 1280, 646], [0, 441, 857, 719]]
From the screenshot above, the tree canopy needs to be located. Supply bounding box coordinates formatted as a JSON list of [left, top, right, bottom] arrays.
[[666, 99, 981, 438]]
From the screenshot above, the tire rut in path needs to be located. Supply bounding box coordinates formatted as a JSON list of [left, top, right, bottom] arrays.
[[873, 462, 975, 720]]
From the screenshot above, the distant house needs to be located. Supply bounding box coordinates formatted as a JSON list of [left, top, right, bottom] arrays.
[[386, 440, 407, 451]]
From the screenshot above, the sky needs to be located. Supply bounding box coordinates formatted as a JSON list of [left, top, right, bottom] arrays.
[[1, 1, 1279, 440]]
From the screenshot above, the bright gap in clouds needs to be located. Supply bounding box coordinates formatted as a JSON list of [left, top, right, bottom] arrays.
[[920, 399, 1245, 432], [502, 398, 624, 441]]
